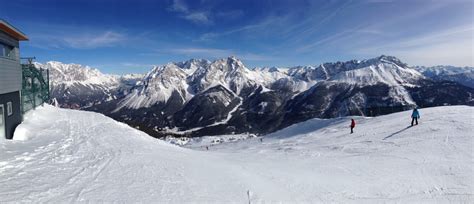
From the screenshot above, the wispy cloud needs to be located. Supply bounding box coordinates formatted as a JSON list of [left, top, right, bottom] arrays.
[[296, 29, 357, 53], [198, 14, 290, 41], [294, 25, 386, 53], [216, 10, 244, 19], [28, 25, 128, 50], [364, 0, 394, 3], [310, 1, 474, 66], [353, 25, 474, 66], [62, 31, 126, 49], [289, 1, 354, 40], [388, 25, 473, 49], [168, 0, 212, 25], [183, 12, 211, 25], [168, 0, 188, 13], [196, 1, 352, 45]]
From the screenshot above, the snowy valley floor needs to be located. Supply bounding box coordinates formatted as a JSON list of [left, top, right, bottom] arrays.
[[0, 105, 473, 203]]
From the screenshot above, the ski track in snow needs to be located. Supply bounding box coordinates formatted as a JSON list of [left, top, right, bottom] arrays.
[[0, 105, 473, 202], [165, 96, 243, 135]]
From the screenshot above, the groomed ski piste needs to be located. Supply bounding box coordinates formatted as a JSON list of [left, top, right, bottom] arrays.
[[0, 105, 472, 203]]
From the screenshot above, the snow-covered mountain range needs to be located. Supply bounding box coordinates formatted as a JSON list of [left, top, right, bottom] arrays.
[[39, 55, 474, 137], [34, 62, 143, 108], [414, 65, 474, 88]]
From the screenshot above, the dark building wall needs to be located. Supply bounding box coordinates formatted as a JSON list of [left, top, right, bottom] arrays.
[[0, 91, 22, 139], [0, 30, 22, 94]]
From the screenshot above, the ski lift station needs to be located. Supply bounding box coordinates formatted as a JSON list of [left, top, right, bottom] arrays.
[[0, 19, 49, 139]]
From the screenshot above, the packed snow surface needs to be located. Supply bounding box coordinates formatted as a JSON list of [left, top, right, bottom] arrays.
[[1, 105, 473, 202]]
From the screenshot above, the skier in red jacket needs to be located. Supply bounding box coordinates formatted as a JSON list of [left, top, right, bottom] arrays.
[[350, 118, 355, 134]]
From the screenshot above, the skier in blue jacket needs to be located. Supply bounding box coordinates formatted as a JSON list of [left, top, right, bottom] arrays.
[[411, 108, 420, 126]]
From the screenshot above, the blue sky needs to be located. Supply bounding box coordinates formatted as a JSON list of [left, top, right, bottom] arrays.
[[1, 0, 473, 74]]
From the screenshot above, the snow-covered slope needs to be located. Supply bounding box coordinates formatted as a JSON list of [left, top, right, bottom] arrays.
[[1, 105, 472, 202]]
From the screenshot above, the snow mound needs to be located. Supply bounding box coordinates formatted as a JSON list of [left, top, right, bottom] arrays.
[[1, 105, 473, 202]]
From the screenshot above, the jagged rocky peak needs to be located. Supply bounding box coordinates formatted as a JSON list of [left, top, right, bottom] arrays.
[[188, 56, 240, 76], [327, 55, 423, 86], [328, 55, 412, 72], [116, 66, 191, 110], [318, 55, 407, 74], [209, 56, 247, 72], [253, 66, 281, 73], [375, 55, 407, 67], [172, 58, 211, 73], [134, 63, 189, 98], [283, 55, 423, 86], [265, 67, 281, 72], [119, 73, 144, 85], [116, 56, 257, 110], [36, 61, 118, 85], [183, 58, 211, 68], [287, 65, 319, 81], [145, 63, 187, 80], [348, 55, 407, 69], [319, 59, 360, 75], [39, 61, 122, 109], [186, 56, 257, 94], [288, 64, 336, 83]]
